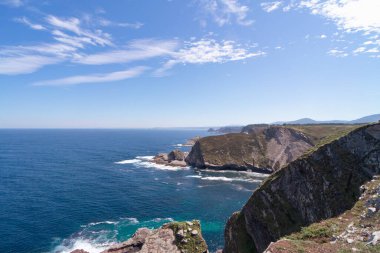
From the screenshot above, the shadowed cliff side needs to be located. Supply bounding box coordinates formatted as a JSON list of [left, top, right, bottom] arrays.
[[223, 123, 380, 253]]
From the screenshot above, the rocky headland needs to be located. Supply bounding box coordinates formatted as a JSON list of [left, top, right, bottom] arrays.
[[185, 124, 362, 173], [223, 123, 380, 253], [185, 126, 315, 173]]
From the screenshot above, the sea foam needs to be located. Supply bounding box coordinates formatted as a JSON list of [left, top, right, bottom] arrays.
[[115, 156, 188, 171]]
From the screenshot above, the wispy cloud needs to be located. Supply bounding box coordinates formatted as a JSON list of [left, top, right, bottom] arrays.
[[33, 66, 148, 86], [0, 0, 23, 7], [76, 39, 179, 65], [328, 49, 348, 57], [46, 15, 113, 46], [198, 0, 253, 26], [98, 18, 144, 29], [0, 55, 60, 75], [14, 17, 46, 30], [155, 39, 264, 75], [261, 1, 283, 12]]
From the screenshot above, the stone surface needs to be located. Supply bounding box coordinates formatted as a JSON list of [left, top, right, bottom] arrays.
[[71, 220, 208, 253], [223, 124, 380, 253], [186, 126, 314, 172], [152, 150, 188, 167]]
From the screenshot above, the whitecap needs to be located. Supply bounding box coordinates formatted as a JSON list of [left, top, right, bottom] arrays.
[[114, 159, 140, 164], [187, 175, 262, 183], [186, 175, 202, 179], [151, 217, 174, 222], [119, 217, 139, 224], [115, 156, 188, 171], [87, 220, 118, 226], [137, 161, 189, 171], [200, 169, 270, 178], [52, 238, 108, 253]]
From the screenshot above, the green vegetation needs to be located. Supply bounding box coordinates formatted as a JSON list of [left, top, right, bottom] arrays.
[[163, 220, 208, 253], [302, 125, 363, 156], [286, 124, 363, 145], [287, 221, 336, 242]]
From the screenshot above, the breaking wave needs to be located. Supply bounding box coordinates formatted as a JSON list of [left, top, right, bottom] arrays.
[[51, 217, 174, 253], [115, 156, 189, 171]]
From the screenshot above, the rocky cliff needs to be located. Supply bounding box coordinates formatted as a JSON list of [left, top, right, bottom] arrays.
[[71, 220, 207, 253], [186, 126, 314, 173], [223, 123, 380, 253]]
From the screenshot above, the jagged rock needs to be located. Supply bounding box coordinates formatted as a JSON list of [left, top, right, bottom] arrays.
[[70, 250, 89, 253], [223, 124, 380, 253], [77, 220, 209, 253], [152, 150, 188, 168], [191, 230, 198, 236], [168, 150, 186, 162]]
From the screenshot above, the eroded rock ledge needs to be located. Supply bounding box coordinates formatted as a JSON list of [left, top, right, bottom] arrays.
[[223, 123, 380, 253], [71, 220, 207, 253]]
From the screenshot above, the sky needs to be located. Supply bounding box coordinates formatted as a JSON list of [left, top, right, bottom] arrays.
[[0, 0, 379, 128]]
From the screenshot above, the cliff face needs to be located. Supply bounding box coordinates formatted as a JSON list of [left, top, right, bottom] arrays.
[[223, 123, 380, 253], [185, 126, 314, 172]]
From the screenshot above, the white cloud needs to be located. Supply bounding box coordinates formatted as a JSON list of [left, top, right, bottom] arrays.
[[0, 0, 23, 7], [0, 55, 60, 75], [320, 34, 327, 39], [366, 47, 379, 53], [261, 1, 283, 12], [98, 18, 144, 29], [155, 39, 264, 75], [46, 15, 113, 46], [76, 39, 179, 65], [297, 0, 380, 34], [328, 49, 348, 57], [353, 46, 366, 54], [15, 17, 46, 30], [198, 0, 253, 26], [33, 66, 147, 86]]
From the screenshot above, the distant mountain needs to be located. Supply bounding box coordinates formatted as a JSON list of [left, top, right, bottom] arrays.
[[350, 114, 380, 124], [273, 114, 380, 125]]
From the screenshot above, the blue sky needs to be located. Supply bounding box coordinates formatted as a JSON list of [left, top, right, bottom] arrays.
[[0, 0, 379, 128]]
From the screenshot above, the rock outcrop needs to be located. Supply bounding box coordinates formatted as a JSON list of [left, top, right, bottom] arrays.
[[71, 220, 207, 253], [263, 176, 380, 253], [153, 150, 188, 167], [186, 126, 314, 173], [223, 123, 380, 253]]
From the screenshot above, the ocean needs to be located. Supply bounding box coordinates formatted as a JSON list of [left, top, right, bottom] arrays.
[[0, 129, 266, 253]]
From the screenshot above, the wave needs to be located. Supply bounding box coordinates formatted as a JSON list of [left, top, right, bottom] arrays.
[[114, 159, 141, 164], [186, 175, 262, 183], [51, 217, 174, 253], [200, 169, 270, 178], [115, 156, 188, 171]]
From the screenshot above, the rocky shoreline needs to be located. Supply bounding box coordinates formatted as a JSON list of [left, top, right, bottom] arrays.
[[70, 123, 380, 253], [71, 220, 208, 253]]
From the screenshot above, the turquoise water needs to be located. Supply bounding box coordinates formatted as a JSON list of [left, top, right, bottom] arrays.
[[0, 129, 266, 253]]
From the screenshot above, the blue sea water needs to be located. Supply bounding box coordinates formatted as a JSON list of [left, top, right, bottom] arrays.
[[0, 129, 266, 253]]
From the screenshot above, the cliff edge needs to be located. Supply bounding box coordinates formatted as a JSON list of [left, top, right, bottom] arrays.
[[186, 126, 314, 173], [223, 123, 380, 253]]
